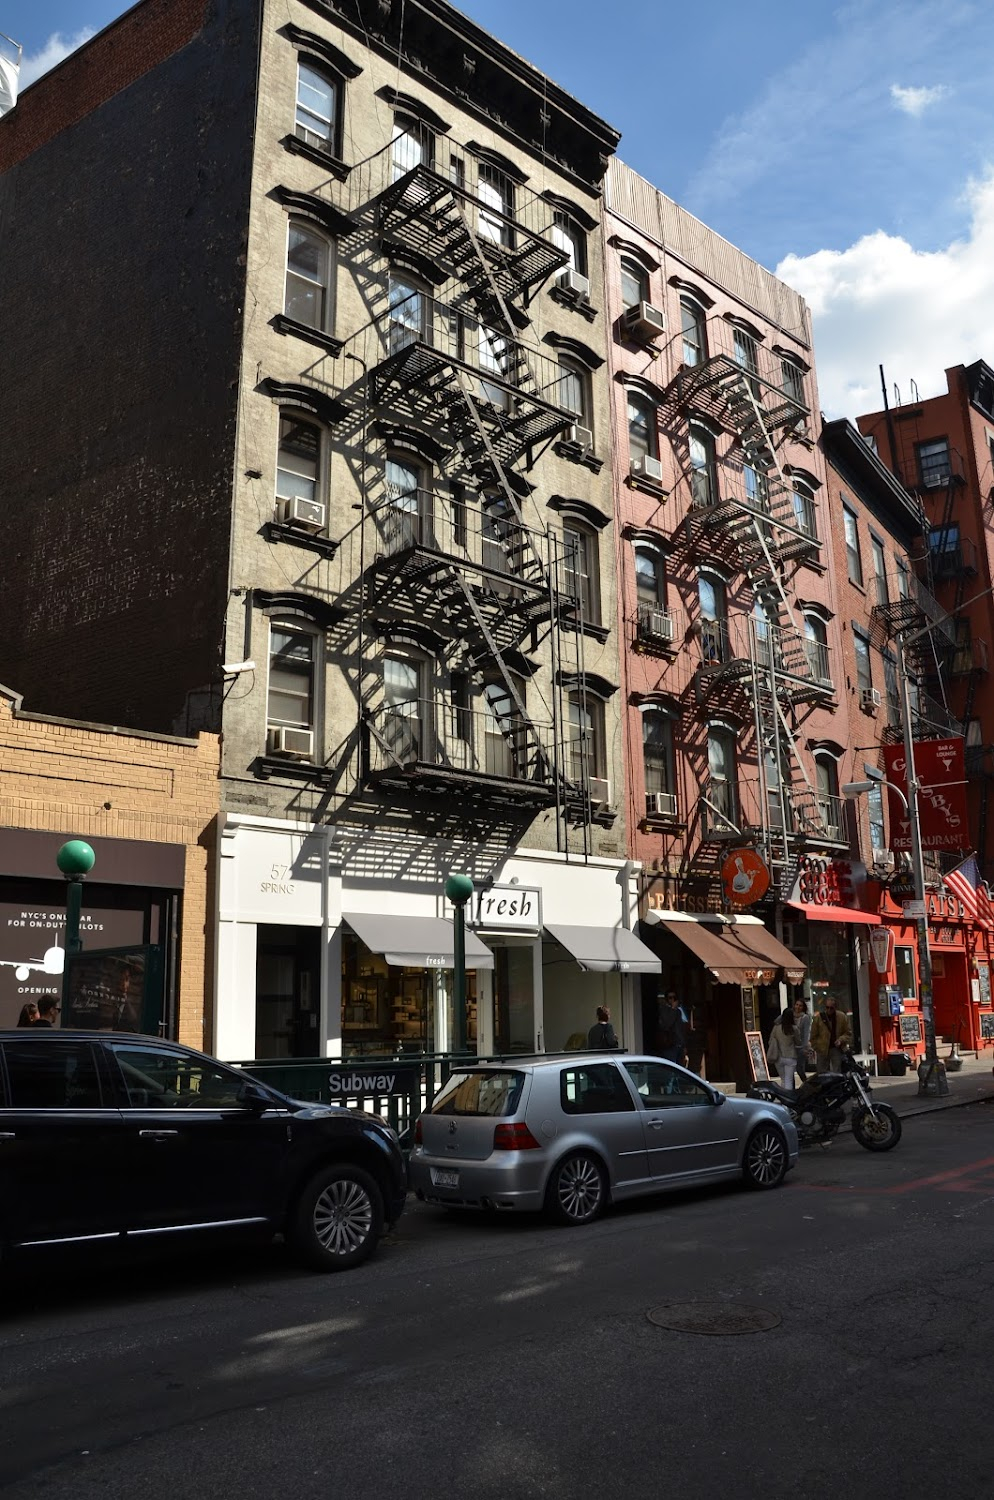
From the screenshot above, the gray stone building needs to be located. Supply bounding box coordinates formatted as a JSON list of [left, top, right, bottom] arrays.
[[0, 0, 661, 1059]]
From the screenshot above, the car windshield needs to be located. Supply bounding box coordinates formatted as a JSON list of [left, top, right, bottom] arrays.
[[430, 1070, 524, 1117]]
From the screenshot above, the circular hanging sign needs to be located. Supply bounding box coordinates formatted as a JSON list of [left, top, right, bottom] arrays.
[[888, 870, 916, 903], [721, 848, 771, 907]]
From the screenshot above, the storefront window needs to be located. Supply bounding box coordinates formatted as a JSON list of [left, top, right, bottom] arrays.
[[895, 945, 916, 1000], [492, 944, 534, 1052], [341, 931, 477, 1056], [804, 923, 858, 1045]]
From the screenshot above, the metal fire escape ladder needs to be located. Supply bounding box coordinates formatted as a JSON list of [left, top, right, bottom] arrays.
[[724, 374, 835, 848], [444, 566, 554, 782]]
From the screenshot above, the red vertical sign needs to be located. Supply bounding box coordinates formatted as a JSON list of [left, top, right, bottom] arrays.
[[882, 739, 969, 851]]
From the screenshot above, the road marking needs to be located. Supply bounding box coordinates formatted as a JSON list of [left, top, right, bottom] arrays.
[[800, 1152, 994, 1197]]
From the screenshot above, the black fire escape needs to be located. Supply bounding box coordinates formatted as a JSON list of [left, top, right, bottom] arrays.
[[344, 134, 598, 833], [668, 323, 841, 870]]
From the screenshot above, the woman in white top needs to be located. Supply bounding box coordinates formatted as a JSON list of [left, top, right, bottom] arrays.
[[766, 1009, 798, 1090]]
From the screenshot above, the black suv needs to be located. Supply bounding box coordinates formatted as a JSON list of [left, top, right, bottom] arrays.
[[0, 1030, 407, 1273]]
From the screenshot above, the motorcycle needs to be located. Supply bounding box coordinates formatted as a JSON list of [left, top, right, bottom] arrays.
[[748, 1050, 902, 1151]]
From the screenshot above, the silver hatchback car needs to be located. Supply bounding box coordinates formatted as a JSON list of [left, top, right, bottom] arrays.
[[410, 1053, 798, 1225]]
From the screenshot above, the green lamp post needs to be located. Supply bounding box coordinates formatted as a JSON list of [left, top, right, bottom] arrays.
[[57, 840, 96, 1017], [444, 873, 475, 1055]]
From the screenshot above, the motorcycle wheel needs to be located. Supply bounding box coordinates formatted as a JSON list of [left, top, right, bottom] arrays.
[[851, 1103, 902, 1152]]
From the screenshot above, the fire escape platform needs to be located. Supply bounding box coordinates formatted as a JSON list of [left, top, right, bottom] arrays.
[[365, 548, 556, 650], [367, 758, 558, 809], [376, 166, 568, 303]]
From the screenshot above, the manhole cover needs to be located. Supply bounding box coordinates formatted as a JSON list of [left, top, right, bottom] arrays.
[[647, 1302, 781, 1335]]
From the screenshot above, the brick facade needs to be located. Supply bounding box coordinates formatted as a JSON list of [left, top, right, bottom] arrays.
[[0, 683, 219, 1046]]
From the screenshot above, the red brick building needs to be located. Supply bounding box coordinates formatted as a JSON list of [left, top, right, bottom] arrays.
[[604, 161, 874, 1087]]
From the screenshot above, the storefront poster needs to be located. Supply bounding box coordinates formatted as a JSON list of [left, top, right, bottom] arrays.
[[744, 1031, 770, 1082], [882, 741, 969, 851], [64, 946, 163, 1033], [0, 900, 145, 1029]]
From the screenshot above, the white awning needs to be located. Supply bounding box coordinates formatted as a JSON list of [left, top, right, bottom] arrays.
[[545, 924, 661, 974], [343, 912, 494, 970]]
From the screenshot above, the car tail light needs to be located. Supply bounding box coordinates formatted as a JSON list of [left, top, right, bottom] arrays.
[[414, 1117, 423, 1145], [493, 1122, 541, 1151]]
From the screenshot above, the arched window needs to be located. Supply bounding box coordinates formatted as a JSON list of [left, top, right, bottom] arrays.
[[706, 726, 738, 831], [563, 521, 599, 624], [698, 572, 727, 664], [295, 60, 338, 154], [803, 614, 830, 684], [568, 691, 605, 783], [382, 650, 425, 761], [689, 424, 717, 508], [559, 357, 590, 428], [285, 220, 334, 332], [620, 256, 648, 311], [815, 753, 842, 838], [680, 296, 707, 368], [552, 211, 586, 275], [642, 708, 675, 817], [791, 479, 817, 540], [478, 164, 514, 246], [383, 453, 429, 553], [267, 617, 319, 758], [635, 544, 665, 608], [276, 413, 323, 522], [392, 112, 433, 181], [388, 271, 428, 354], [781, 355, 805, 405], [484, 675, 527, 779], [628, 393, 657, 461]]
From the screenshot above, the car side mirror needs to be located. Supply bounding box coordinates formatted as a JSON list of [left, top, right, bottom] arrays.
[[237, 1081, 271, 1111], [711, 1090, 726, 1107]]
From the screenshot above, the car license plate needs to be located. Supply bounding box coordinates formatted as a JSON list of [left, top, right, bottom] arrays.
[[431, 1168, 459, 1188]]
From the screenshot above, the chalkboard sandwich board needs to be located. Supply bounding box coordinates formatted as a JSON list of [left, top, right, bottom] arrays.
[[899, 1013, 922, 1046], [745, 1030, 770, 1082], [979, 1012, 994, 1042]]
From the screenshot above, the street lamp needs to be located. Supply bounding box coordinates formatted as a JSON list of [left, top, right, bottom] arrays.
[[444, 873, 475, 1055], [842, 763, 947, 1097], [56, 839, 96, 1019]]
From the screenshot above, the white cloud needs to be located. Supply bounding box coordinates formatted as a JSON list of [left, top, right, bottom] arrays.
[[890, 82, 948, 117], [20, 29, 95, 90], [776, 167, 994, 419]]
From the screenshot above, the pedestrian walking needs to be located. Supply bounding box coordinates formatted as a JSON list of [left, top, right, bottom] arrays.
[[793, 997, 812, 1081], [810, 996, 852, 1073], [766, 1008, 798, 1090], [16, 1002, 39, 1027], [587, 1005, 618, 1050], [685, 1002, 708, 1076], [655, 991, 686, 1063]]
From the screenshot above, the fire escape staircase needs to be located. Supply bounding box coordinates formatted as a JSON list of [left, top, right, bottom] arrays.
[[682, 363, 839, 862]]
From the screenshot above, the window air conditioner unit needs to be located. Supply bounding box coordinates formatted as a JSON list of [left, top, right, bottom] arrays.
[[631, 454, 664, 484], [278, 495, 327, 534], [567, 423, 593, 451], [923, 473, 948, 489], [268, 725, 315, 759], [623, 301, 666, 341], [646, 791, 678, 819], [588, 776, 611, 807], [640, 605, 675, 643], [860, 687, 882, 712], [558, 268, 590, 298], [871, 848, 895, 872]]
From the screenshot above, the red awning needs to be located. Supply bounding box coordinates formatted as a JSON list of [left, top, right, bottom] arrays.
[[787, 902, 880, 926]]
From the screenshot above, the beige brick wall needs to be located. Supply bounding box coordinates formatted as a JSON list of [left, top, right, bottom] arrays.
[[0, 686, 219, 1048]]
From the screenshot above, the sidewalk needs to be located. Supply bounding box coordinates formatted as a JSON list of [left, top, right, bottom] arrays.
[[867, 1050, 994, 1118]]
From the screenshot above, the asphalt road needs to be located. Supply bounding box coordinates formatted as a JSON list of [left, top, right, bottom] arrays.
[[2, 1102, 993, 1500]]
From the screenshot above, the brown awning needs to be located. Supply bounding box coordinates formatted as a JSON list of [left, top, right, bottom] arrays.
[[645, 915, 806, 986]]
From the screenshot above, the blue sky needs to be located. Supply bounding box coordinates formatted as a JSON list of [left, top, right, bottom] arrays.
[[6, 0, 994, 414]]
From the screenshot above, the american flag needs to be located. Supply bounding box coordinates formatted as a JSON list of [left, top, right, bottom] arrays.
[[944, 856, 994, 930]]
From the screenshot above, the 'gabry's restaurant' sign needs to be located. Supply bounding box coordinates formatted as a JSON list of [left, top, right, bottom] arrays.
[[882, 740, 969, 852]]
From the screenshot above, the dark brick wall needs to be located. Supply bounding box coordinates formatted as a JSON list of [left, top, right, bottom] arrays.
[[0, 0, 257, 732]]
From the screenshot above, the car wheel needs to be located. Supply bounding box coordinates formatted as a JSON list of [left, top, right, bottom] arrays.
[[289, 1164, 384, 1272], [545, 1151, 606, 1226], [743, 1125, 789, 1190]]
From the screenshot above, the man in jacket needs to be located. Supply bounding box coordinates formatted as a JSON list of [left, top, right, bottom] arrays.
[[810, 996, 852, 1073], [655, 992, 686, 1064]]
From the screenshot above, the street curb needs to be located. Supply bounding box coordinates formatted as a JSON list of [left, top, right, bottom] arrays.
[[895, 1088, 994, 1120]]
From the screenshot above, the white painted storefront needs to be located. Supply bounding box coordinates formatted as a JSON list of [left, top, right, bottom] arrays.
[[213, 814, 658, 1062]]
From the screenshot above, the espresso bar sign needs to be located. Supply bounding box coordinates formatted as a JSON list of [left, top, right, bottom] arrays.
[[473, 884, 542, 934]]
